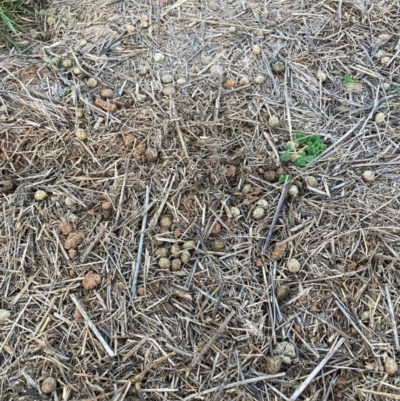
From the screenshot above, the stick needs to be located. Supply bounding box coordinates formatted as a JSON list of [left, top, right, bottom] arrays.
[[190, 310, 235, 367], [261, 182, 290, 253], [114, 158, 130, 229], [184, 373, 285, 400], [289, 337, 345, 401], [358, 389, 400, 400], [70, 294, 115, 357], [213, 72, 222, 121], [262, 131, 280, 162], [131, 352, 176, 383], [130, 186, 150, 297], [334, 298, 375, 352], [80, 224, 107, 263], [184, 255, 200, 289], [175, 121, 189, 159], [212, 283, 225, 320], [385, 286, 400, 351], [307, 88, 379, 167]]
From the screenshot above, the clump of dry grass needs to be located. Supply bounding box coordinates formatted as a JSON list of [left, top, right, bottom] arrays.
[[1, 0, 399, 400]]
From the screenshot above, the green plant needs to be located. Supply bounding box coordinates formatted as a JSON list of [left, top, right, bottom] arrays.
[[280, 133, 327, 167], [278, 174, 291, 183], [343, 74, 358, 84], [391, 86, 400, 95], [0, 0, 28, 46]]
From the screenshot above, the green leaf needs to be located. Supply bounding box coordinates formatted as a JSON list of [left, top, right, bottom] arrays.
[[343, 73, 358, 84], [294, 132, 306, 140], [308, 135, 320, 143], [305, 155, 314, 163], [295, 158, 307, 167], [307, 144, 317, 155], [298, 150, 306, 158], [287, 142, 295, 152], [42, 56, 53, 64], [280, 151, 290, 162], [279, 174, 291, 183]]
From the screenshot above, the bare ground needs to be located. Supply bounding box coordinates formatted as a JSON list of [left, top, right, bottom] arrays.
[[1, 0, 400, 400]]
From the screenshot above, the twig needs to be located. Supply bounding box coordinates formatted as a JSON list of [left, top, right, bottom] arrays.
[[80, 224, 107, 263], [130, 186, 150, 297], [260, 182, 290, 253], [184, 373, 285, 400], [130, 352, 176, 383], [70, 294, 115, 357], [175, 121, 189, 159], [289, 337, 345, 401], [308, 88, 380, 166], [385, 285, 399, 351], [213, 72, 222, 121], [212, 283, 225, 320], [114, 158, 130, 230], [358, 389, 400, 399], [190, 310, 235, 367], [283, 60, 293, 140], [262, 131, 280, 163], [334, 297, 375, 352], [184, 255, 200, 289]]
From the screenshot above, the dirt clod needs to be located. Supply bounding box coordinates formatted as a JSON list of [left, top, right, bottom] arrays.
[[34, 190, 48, 201], [362, 171, 375, 183], [287, 258, 301, 273], [68, 248, 78, 259], [182, 240, 195, 250], [145, 148, 158, 162], [271, 242, 287, 261], [385, 357, 398, 375], [0, 309, 11, 323], [73, 307, 83, 319], [171, 258, 182, 271], [155, 247, 169, 258], [272, 61, 285, 74], [82, 272, 102, 290], [211, 223, 222, 235], [180, 250, 191, 264], [59, 221, 73, 236], [276, 285, 290, 301], [64, 232, 82, 250], [100, 88, 113, 99], [158, 257, 171, 269], [75, 128, 87, 141], [87, 78, 98, 88], [265, 356, 282, 374], [2, 180, 15, 192], [264, 170, 276, 182], [160, 216, 172, 228], [41, 377, 57, 394], [210, 239, 224, 251], [252, 207, 265, 220]]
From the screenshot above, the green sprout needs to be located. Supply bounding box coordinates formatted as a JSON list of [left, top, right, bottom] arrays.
[[0, 0, 28, 44], [391, 86, 400, 95], [280, 133, 327, 167], [278, 174, 291, 184], [343, 74, 358, 84]]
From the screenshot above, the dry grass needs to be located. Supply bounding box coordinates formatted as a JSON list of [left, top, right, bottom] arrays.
[[1, 0, 400, 400]]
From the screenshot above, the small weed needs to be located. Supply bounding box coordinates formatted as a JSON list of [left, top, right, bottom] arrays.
[[391, 86, 400, 95], [0, 0, 29, 46], [278, 174, 291, 183], [343, 74, 358, 84], [280, 133, 327, 167]]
